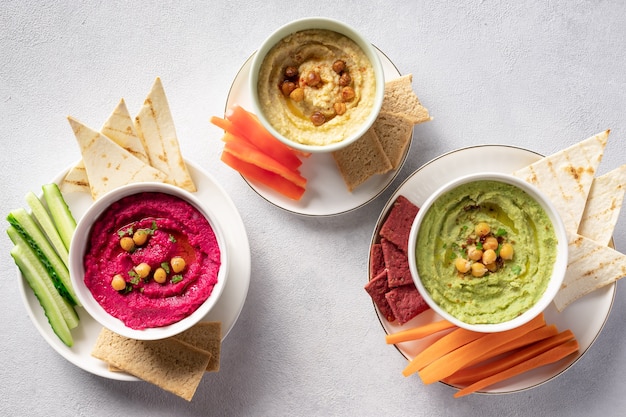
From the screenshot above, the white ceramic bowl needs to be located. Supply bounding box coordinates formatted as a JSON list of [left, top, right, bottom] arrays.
[[69, 182, 228, 340], [249, 17, 385, 154], [407, 172, 568, 333]]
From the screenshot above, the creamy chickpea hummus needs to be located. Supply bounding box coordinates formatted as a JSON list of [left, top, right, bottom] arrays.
[[415, 180, 557, 324], [257, 29, 377, 146]]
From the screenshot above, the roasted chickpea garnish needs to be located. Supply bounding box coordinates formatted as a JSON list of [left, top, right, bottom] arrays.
[[153, 267, 167, 284], [171, 256, 186, 273], [284, 66, 299, 79], [306, 70, 321, 87], [310, 111, 326, 126], [119, 236, 135, 252], [483, 236, 499, 251], [475, 222, 491, 236], [111, 274, 127, 291], [289, 87, 304, 102], [339, 72, 352, 87], [133, 229, 150, 246], [281, 80, 296, 97], [333, 102, 347, 116], [134, 262, 151, 279], [454, 257, 471, 274], [332, 59, 346, 73], [341, 86, 355, 101], [471, 262, 488, 278]]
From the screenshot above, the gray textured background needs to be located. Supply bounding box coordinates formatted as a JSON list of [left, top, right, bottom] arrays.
[[2, 1, 625, 416]]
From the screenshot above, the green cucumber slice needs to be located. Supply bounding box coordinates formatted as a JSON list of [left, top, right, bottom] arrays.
[[10, 232, 75, 347], [42, 183, 76, 252], [25, 191, 69, 268]]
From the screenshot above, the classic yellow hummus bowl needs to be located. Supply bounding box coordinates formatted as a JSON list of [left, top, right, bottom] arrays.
[[69, 182, 229, 340], [407, 172, 568, 333], [249, 17, 385, 153]]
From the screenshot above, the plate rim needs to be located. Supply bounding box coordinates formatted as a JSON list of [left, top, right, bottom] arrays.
[[224, 46, 412, 217], [16, 158, 251, 381], [368, 143, 617, 395]]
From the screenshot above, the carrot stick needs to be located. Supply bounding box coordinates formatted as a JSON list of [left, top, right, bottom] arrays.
[[386, 320, 456, 345], [220, 151, 305, 200], [454, 324, 559, 370], [225, 105, 304, 170], [445, 328, 573, 386], [402, 328, 483, 377], [453, 339, 579, 398], [418, 313, 546, 384], [223, 139, 307, 189]]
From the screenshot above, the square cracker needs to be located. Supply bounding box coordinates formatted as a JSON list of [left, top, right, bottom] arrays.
[[173, 321, 222, 372], [380, 74, 431, 124], [91, 328, 210, 401]]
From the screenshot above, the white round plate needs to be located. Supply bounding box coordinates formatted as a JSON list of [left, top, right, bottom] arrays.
[[369, 145, 616, 394], [225, 48, 409, 217], [17, 159, 251, 381]]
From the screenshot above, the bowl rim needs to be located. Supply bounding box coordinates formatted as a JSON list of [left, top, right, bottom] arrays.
[[407, 172, 568, 333], [68, 182, 229, 340], [248, 16, 385, 154]]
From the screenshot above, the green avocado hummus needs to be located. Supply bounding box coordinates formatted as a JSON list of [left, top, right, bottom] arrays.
[[415, 180, 557, 324]]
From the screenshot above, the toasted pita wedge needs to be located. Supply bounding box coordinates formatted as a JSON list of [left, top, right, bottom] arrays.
[[553, 231, 626, 311], [578, 164, 626, 246], [134, 77, 196, 192], [59, 160, 91, 194], [67, 116, 168, 200], [101, 98, 149, 164], [380, 74, 431, 124], [513, 130, 609, 232]]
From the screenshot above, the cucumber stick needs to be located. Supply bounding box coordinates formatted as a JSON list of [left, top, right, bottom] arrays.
[[9, 230, 76, 347], [25, 191, 69, 267], [7, 208, 81, 307], [42, 183, 76, 251]]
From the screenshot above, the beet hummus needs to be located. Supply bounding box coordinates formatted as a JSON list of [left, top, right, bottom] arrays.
[[83, 192, 221, 330]]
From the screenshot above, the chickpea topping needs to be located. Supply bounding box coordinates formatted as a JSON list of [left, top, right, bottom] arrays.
[[153, 267, 167, 284], [289, 87, 304, 102], [333, 102, 347, 115], [471, 262, 488, 278], [284, 66, 299, 79], [111, 274, 127, 291], [467, 246, 483, 261], [119, 236, 135, 252], [306, 71, 321, 87], [310, 111, 326, 126], [475, 222, 491, 237], [341, 86, 356, 101], [454, 257, 471, 273], [171, 256, 186, 274], [134, 262, 151, 279], [483, 236, 499, 251], [500, 243, 514, 260], [339, 72, 352, 87], [482, 249, 497, 265], [332, 60, 346, 73], [133, 229, 150, 246], [485, 262, 498, 272], [281, 80, 296, 97]]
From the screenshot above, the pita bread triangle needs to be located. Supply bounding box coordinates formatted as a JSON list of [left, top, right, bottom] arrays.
[[67, 116, 168, 200], [512, 130, 609, 232], [134, 77, 196, 192], [578, 164, 626, 246], [101, 98, 149, 165], [59, 160, 90, 194], [553, 231, 626, 311]]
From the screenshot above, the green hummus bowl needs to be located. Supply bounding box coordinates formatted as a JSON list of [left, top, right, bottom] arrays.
[[408, 172, 568, 333]]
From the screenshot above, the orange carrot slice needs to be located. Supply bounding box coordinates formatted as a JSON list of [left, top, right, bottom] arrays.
[[417, 313, 546, 384], [453, 324, 559, 371], [220, 152, 305, 200], [223, 138, 306, 189], [386, 320, 456, 345], [224, 105, 304, 171], [402, 328, 483, 377], [445, 327, 572, 386], [453, 339, 579, 398]]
